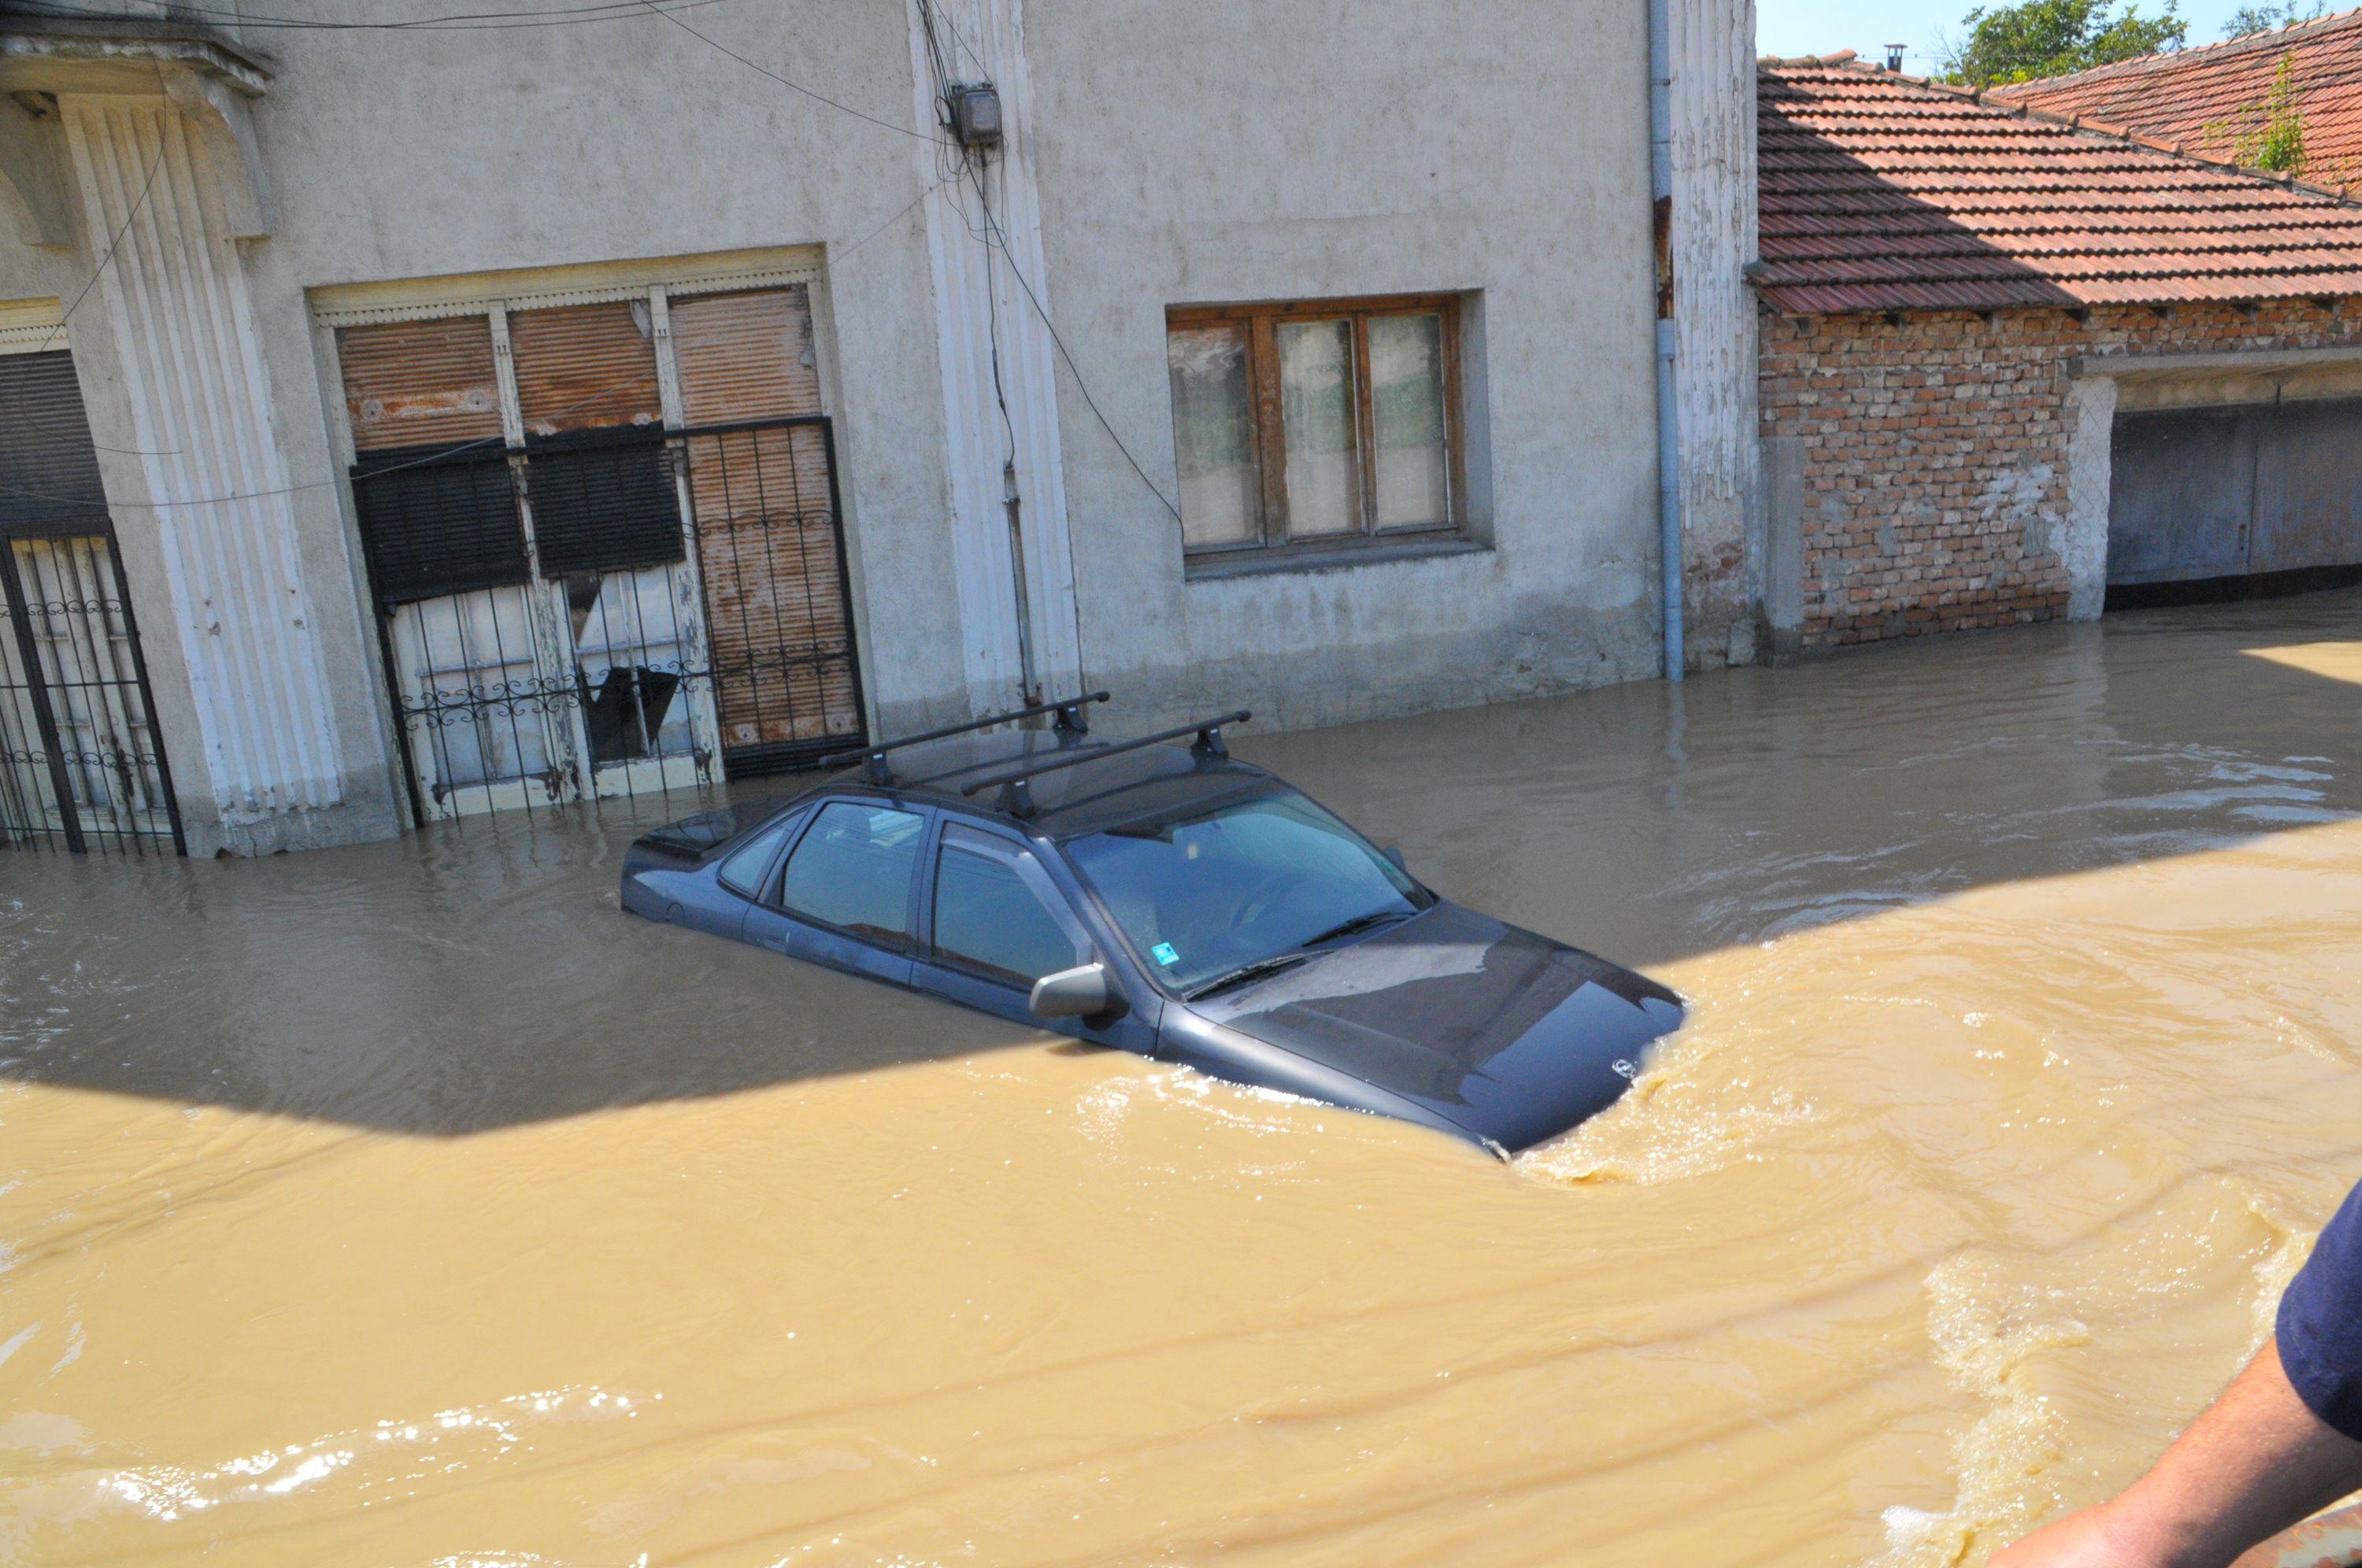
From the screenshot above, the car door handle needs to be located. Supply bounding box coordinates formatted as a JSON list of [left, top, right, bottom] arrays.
[[756, 934, 790, 953]]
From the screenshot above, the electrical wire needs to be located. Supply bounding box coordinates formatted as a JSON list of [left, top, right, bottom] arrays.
[[0, 170, 955, 512], [971, 191, 1184, 525], [634, 0, 947, 146], [9, 135, 181, 457], [3, 0, 737, 32], [910, 0, 1179, 524]]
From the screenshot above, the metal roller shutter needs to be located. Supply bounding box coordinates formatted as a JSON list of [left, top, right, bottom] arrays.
[[336, 316, 503, 454], [350, 447, 530, 605], [521, 431, 684, 579], [0, 352, 110, 538], [508, 301, 664, 436], [670, 287, 859, 760], [681, 422, 859, 758], [670, 287, 823, 425]]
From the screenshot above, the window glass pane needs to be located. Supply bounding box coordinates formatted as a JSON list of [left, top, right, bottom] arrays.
[[1370, 312, 1451, 528], [716, 813, 798, 897], [1065, 789, 1423, 996], [932, 828, 1084, 987], [1166, 325, 1261, 549], [777, 801, 924, 945], [1276, 319, 1362, 538]]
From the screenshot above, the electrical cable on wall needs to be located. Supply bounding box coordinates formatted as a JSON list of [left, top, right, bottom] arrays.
[[633, 0, 947, 145], [0, 170, 953, 513], [912, 0, 1181, 528], [10, 0, 738, 32], [6, 135, 183, 457]]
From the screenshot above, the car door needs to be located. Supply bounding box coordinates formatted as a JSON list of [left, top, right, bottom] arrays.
[[739, 797, 926, 986], [916, 821, 1156, 1051], [705, 806, 807, 941]]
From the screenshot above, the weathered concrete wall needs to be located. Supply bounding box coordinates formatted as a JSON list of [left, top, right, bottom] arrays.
[[233, 1, 973, 748], [1021, 0, 1675, 730], [1757, 299, 2362, 649], [1, 86, 397, 856], [7, 0, 1760, 854]]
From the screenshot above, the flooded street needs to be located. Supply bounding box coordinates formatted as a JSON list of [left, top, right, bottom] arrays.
[[6, 592, 2362, 1566]]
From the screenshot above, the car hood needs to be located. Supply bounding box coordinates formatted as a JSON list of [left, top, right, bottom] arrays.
[[1188, 901, 1684, 1153]]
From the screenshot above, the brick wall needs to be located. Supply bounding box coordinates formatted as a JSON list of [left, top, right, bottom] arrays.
[[1758, 299, 2362, 649]]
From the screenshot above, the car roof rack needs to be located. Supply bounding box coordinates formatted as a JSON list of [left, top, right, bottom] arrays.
[[960, 710, 1251, 818], [820, 690, 1109, 786]]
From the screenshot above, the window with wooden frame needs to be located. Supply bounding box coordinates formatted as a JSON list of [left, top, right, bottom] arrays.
[[1165, 294, 1465, 562]]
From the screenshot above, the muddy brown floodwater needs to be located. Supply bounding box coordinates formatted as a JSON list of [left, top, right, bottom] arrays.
[[6, 594, 2362, 1565]]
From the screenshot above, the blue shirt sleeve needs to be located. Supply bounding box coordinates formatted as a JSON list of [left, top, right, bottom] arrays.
[[2279, 1178, 2362, 1442]]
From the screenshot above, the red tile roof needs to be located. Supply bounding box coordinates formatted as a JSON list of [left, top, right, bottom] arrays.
[[1756, 55, 2362, 313], [1990, 8, 2362, 180]]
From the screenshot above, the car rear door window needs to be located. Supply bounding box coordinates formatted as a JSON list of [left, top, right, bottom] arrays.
[[776, 801, 925, 948], [931, 824, 1086, 988], [716, 812, 799, 898]]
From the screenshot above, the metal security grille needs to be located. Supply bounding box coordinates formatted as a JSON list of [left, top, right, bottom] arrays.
[[683, 416, 865, 775], [0, 349, 183, 855], [0, 534, 184, 855], [351, 416, 864, 825]]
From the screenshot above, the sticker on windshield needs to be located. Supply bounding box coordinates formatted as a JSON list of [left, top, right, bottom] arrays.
[[1151, 942, 1181, 967]]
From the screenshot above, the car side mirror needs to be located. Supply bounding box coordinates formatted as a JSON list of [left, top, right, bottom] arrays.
[[1381, 845, 1408, 873], [1030, 962, 1124, 1022]]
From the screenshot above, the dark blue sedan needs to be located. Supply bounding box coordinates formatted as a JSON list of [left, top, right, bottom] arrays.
[[620, 700, 1684, 1155]]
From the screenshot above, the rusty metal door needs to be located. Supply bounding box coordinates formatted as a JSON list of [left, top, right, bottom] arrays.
[[2251, 398, 2362, 575], [2112, 398, 2362, 587], [2108, 406, 2256, 585]]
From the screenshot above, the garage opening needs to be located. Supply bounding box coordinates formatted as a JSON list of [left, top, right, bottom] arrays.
[[2106, 396, 2362, 610]]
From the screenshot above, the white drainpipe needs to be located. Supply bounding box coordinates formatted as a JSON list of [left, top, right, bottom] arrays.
[[1649, 0, 1686, 682]]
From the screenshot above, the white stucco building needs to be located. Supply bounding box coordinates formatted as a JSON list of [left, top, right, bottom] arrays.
[[0, 0, 1757, 856]]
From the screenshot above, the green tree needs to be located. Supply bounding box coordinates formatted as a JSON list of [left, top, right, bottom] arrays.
[[1938, 0, 2187, 86], [2222, 0, 2325, 39]]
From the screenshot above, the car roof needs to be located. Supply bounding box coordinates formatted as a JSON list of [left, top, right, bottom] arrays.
[[809, 728, 1276, 839]]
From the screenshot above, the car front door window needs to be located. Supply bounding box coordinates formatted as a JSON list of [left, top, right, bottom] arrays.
[[931, 824, 1087, 989], [776, 801, 925, 949], [716, 811, 802, 898]]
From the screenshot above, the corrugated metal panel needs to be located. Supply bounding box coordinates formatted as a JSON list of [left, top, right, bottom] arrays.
[[336, 316, 503, 454], [670, 287, 822, 426], [508, 301, 663, 436], [0, 350, 111, 536]]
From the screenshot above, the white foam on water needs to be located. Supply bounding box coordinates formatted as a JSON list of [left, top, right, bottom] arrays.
[[35, 1384, 656, 1527]]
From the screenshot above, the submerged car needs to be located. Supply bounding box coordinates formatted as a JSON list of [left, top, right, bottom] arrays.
[[620, 695, 1684, 1155]]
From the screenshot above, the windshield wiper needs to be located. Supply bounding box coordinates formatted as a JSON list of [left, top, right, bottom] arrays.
[[1183, 952, 1312, 1001], [1297, 908, 1413, 949]]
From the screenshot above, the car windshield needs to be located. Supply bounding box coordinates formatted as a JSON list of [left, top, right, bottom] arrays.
[[1064, 787, 1427, 997]]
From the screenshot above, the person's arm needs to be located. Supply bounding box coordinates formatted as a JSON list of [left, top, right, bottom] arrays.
[[1990, 1337, 2362, 1568], [1997, 1178, 2362, 1568]]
